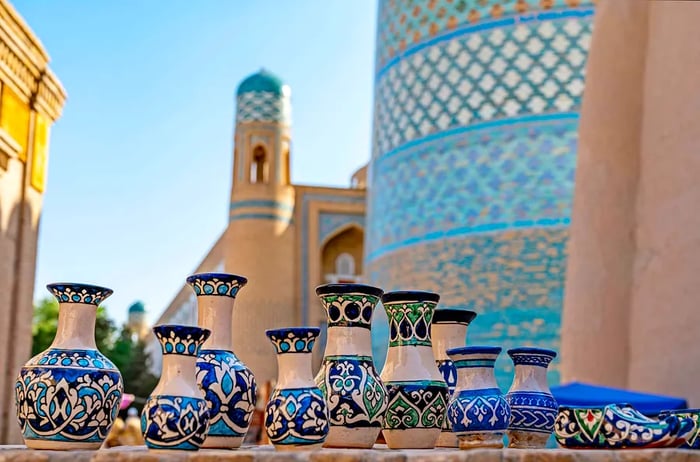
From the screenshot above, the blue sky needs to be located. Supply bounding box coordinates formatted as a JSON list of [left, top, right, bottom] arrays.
[[15, 0, 378, 326]]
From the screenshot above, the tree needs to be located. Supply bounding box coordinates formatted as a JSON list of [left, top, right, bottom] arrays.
[[31, 297, 117, 355]]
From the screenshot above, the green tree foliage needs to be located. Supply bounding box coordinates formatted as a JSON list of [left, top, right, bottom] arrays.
[[31, 297, 160, 410]]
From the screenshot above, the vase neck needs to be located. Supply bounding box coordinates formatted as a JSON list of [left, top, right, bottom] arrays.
[[323, 326, 372, 357], [153, 354, 200, 397], [431, 324, 467, 361], [380, 345, 444, 382], [509, 364, 551, 392], [197, 296, 233, 350], [275, 353, 314, 388], [456, 366, 499, 391], [51, 302, 97, 350]]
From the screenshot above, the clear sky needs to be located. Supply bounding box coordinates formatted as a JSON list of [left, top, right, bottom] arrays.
[[15, 0, 378, 326]]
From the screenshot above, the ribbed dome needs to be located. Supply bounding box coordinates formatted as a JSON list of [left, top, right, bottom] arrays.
[[236, 69, 287, 96], [128, 301, 145, 314]]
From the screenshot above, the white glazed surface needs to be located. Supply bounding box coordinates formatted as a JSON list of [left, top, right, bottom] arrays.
[[380, 345, 444, 382], [508, 363, 552, 394], [323, 326, 372, 356], [431, 324, 467, 361], [51, 303, 98, 350], [276, 353, 315, 388], [152, 355, 202, 398], [197, 295, 233, 351]]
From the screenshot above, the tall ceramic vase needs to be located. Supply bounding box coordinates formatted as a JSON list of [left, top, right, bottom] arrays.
[[315, 283, 388, 448], [431, 308, 477, 448], [15, 283, 123, 450], [380, 291, 448, 449], [446, 346, 510, 449], [187, 272, 257, 449], [505, 347, 558, 448], [265, 327, 329, 450], [141, 325, 211, 451]]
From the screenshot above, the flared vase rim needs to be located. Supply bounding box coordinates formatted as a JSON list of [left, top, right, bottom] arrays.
[[315, 283, 383, 298], [46, 282, 114, 304], [186, 272, 248, 286], [382, 290, 440, 304], [507, 347, 558, 359], [265, 326, 321, 339], [447, 345, 502, 356], [433, 308, 477, 325], [153, 324, 211, 340]]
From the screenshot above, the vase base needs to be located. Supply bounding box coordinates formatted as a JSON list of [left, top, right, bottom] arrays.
[[323, 427, 381, 449], [202, 435, 244, 449], [457, 432, 505, 450], [272, 442, 324, 451], [435, 431, 458, 448], [24, 439, 103, 451], [507, 430, 550, 449], [382, 428, 440, 449]]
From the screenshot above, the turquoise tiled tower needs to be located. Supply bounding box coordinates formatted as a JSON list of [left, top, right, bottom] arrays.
[[366, 0, 595, 387]]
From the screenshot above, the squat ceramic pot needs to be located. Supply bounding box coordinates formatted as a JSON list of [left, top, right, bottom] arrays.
[[315, 283, 388, 448], [446, 346, 510, 449], [265, 327, 329, 450], [431, 308, 477, 448], [187, 272, 256, 449], [380, 291, 448, 449], [505, 347, 558, 448], [15, 283, 123, 450], [141, 325, 210, 450]]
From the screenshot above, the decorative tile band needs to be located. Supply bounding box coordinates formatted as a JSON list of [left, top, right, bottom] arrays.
[[236, 91, 291, 125]]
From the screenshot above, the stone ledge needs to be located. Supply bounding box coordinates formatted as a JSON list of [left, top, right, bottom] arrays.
[[1, 445, 700, 462]]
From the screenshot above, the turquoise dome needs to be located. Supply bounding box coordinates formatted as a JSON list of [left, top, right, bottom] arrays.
[[128, 301, 145, 314], [236, 69, 286, 96]]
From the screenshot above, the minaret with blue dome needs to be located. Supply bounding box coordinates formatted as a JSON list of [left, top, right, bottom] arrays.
[[127, 300, 148, 340]]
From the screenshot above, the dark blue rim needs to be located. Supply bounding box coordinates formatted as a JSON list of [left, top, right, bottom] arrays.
[[433, 308, 477, 325], [447, 346, 502, 356], [316, 283, 384, 298], [46, 283, 114, 299], [153, 324, 211, 340], [507, 347, 557, 358], [382, 290, 440, 304], [186, 272, 248, 286], [265, 327, 321, 338]]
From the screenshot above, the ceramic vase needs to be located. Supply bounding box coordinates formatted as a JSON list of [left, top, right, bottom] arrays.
[[141, 325, 211, 450], [380, 291, 448, 449], [431, 308, 477, 448], [265, 327, 329, 450], [446, 346, 510, 449], [187, 272, 256, 449], [505, 347, 558, 448], [314, 283, 388, 448], [15, 283, 123, 450]]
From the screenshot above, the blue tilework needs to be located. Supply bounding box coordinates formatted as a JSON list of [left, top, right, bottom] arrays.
[[319, 212, 365, 244], [366, 118, 578, 260], [373, 10, 592, 155], [376, 0, 595, 70]]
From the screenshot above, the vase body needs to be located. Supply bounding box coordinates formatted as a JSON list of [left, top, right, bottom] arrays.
[[141, 325, 211, 450], [265, 327, 329, 451], [431, 308, 477, 448], [505, 347, 558, 448], [380, 291, 448, 449], [15, 283, 123, 450], [314, 283, 388, 448], [446, 346, 510, 449], [187, 273, 257, 449]]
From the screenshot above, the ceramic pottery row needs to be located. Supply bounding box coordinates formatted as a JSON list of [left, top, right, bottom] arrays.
[[555, 403, 696, 449], [265, 328, 329, 451], [141, 325, 211, 450], [15, 283, 124, 450]]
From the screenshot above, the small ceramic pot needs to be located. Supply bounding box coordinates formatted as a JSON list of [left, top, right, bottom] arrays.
[[505, 347, 558, 448], [446, 346, 510, 449], [380, 291, 448, 449], [187, 273, 257, 449], [141, 325, 211, 450], [265, 327, 329, 450], [659, 409, 700, 449], [15, 283, 123, 450], [431, 308, 477, 447], [315, 283, 388, 448]]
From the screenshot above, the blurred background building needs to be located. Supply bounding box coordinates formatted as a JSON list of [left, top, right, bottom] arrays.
[[0, 0, 65, 443]]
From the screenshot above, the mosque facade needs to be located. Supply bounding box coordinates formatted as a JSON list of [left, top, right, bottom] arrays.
[[152, 0, 597, 388]]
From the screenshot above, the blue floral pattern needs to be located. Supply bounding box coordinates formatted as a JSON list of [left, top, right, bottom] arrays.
[[448, 388, 510, 434], [384, 381, 448, 430], [264, 388, 329, 447], [141, 395, 210, 450], [196, 350, 257, 441]]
